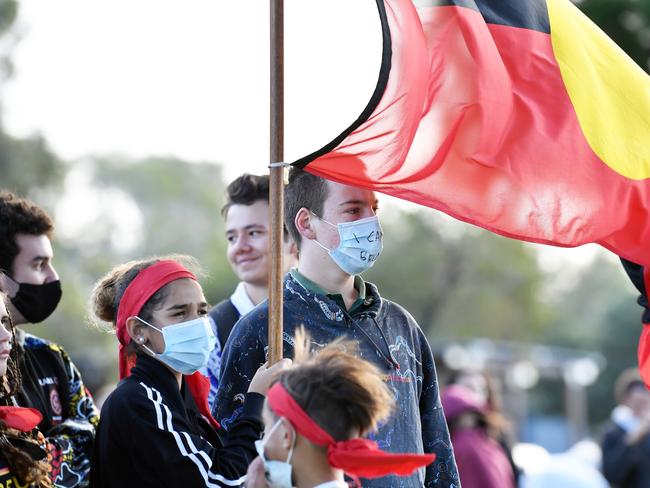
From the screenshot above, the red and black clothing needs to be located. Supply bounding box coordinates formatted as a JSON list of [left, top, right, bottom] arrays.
[[90, 352, 263, 488], [14, 332, 98, 487]]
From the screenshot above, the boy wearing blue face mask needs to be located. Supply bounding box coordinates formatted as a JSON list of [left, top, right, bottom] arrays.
[[215, 169, 459, 487]]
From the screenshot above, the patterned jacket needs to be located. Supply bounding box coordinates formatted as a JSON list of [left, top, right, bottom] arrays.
[[213, 273, 460, 488], [16, 332, 99, 487]]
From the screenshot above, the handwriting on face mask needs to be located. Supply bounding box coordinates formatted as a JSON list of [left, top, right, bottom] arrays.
[[352, 229, 383, 244], [317, 215, 383, 275], [360, 250, 379, 263]]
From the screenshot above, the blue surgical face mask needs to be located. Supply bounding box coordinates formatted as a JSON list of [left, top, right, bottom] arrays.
[[136, 316, 216, 375], [311, 213, 384, 275]]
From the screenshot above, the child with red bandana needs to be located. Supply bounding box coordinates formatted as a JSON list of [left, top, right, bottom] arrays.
[[246, 329, 435, 488]]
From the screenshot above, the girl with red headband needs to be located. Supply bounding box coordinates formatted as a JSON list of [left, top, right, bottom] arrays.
[[246, 329, 436, 488], [88, 256, 289, 488], [0, 292, 51, 487]]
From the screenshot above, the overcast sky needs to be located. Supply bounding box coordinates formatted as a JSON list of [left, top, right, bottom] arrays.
[[4, 0, 382, 183], [3, 0, 609, 270]]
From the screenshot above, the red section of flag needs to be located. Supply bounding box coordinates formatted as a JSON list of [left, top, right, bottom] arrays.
[[296, 3, 650, 265], [640, 267, 650, 388], [638, 325, 650, 388]]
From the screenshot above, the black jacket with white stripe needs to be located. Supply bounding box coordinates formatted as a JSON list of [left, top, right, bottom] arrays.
[[89, 352, 263, 488]]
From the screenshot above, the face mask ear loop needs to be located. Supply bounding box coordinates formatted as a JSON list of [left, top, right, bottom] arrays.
[[0, 269, 17, 284], [0, 270, 18, 299], [139, 343, 158, 357], [309, 211, 337, 254], [263, 416, 295, 464], [134, 316, 162, 333], [310, 211, 337, 229], [258, 416, 282, 463], [133, 316, 163, 356], [311, 238, 333, 254], [284, 420, 297, 465], [311, 210, 345, 231], [265, 417, 283, 441]]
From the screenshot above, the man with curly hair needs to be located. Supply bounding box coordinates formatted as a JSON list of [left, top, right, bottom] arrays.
[[0, 190, 99, 487]]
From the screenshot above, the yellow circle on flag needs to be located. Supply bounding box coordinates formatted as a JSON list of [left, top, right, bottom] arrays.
[[548, 0, 650, 180]]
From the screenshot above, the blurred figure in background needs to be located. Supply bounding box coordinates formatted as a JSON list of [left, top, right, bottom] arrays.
[[601, 367, 650, 488], [205, 174, 297, 407], [442, 384, 516, 488], [518, 440, 609, 488], [447, 369, 520, 485]]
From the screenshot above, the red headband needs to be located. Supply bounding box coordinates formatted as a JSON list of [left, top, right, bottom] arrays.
[[267, 383, 435, 479], [0, 406, 42, 432], [114, 260, 219, 429], [116, 260, 196, 378]]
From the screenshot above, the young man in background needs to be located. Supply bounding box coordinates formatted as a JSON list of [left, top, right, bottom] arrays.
[[205, 174, 297, 406]]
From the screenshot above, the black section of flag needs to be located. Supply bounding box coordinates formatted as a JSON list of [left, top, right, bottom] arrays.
[[293, 0, 392, 169], [439, 0, 550, 33]]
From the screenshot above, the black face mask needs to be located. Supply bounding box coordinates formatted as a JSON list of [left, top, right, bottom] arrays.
[[9, 279, 62, 324]]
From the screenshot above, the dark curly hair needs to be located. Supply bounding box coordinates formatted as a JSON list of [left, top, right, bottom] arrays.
[[221, 174, 270, 218], [0, 191, 54, 274], [221, 173, 292, 241]]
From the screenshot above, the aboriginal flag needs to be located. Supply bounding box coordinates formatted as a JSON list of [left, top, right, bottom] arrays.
[[293, 0, 650, 265]]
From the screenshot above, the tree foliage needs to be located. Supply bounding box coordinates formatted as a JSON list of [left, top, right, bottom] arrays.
[[0, 0, 17, 80], [0, 0, 64, 194], [366, 211, 548, 342], [578, 0, 650, 72]]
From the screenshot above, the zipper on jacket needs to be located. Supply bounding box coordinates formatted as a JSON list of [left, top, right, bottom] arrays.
[[343, 310, 399, 370]]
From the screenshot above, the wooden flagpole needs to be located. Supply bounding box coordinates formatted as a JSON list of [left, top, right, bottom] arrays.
[[268, 0, 284, 364]]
